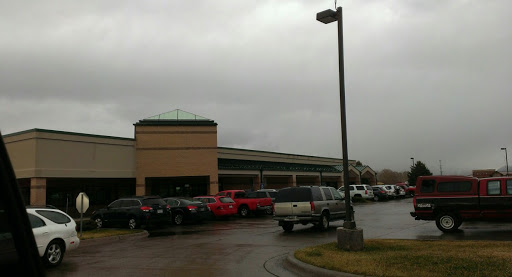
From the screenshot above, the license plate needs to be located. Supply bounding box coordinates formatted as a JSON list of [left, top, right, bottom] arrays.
[[229, 205, 233, 208], [157, 209, 163, 214]]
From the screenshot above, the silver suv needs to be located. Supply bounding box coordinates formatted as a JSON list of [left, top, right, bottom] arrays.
[[273, 186, 348, 232]]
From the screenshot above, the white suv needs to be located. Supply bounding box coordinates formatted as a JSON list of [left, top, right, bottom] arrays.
[[26, 207, 80, 266], [338, 184, 374, 200]]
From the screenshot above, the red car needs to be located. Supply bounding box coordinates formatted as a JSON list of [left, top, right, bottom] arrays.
[[193, 196, 238, 218]]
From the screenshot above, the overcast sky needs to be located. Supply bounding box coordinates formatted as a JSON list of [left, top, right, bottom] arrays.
[[1, 0, 511, 175]]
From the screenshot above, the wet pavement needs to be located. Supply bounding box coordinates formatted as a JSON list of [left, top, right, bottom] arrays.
[[46, 198, 512, 277]]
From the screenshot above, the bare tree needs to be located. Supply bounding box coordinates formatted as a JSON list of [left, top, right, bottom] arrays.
[[377, 169, 408, 184]]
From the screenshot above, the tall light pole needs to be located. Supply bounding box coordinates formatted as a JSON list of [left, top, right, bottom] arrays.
[[411, 157, 415, 167], [501, 148, 509, 176], [317, 6, 364, 252], [317, 7, 354, 230]]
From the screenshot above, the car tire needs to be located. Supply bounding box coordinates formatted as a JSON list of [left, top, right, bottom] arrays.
[[43, 240, 64, 267], [265, 207, 273, 215], [238, 206, 249, 217], [282, 223, 294, 232], [128, 217, 138, 229], [435, 213, 460, 233], [319, 213, 329, 230], [173, 213, 184, 225], [373, 195, 379, 202], [94, 217, 103, 229]]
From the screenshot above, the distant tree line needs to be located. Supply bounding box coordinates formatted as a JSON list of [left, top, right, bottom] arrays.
[[377, 169, 408, 184], [377, 161, 433, 186]]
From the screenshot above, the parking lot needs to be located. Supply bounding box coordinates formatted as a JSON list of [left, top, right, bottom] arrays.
[[46, 197, 512, 277]]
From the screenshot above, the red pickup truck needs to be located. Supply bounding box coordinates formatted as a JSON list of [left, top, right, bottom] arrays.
[[410, 175, 512, 232], [216, 190, 273, 217]]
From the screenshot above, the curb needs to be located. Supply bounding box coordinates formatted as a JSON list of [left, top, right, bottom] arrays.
[[78, 230, 149, 246], [284, 253, 364, 277]]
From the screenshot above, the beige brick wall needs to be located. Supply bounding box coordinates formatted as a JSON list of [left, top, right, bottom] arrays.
[[135, 125, 218, 195]]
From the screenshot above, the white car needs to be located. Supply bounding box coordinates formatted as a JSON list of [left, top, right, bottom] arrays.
[[26, 207, 80, 266], [338, 184, 374, 200], [374, 185, 396, 199]]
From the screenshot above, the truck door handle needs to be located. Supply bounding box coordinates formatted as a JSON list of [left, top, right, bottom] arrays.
[[293, 205, 297, 207]]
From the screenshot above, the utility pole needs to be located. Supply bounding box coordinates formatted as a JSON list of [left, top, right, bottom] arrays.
[[439, 160, 443, 176]]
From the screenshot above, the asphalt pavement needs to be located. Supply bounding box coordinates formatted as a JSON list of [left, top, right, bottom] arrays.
[[46, 197, 512, 277]]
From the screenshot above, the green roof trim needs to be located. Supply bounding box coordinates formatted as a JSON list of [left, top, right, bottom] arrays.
[[136, 109, 217, 126], [218, 158, 341, 173], [218, 147, 351, 162]]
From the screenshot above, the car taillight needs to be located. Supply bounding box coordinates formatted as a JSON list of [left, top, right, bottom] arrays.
[[365, 190, 368, 195], [140, 206, 153, 212], [187, 205, 197, 211], [166, 204, 171, 210], [310, 201, 315, 212], [380, 190, 386, 194]]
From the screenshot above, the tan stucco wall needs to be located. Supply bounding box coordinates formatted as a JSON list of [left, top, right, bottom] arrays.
[[4, 132, 37, 178], [135, 125, 218, 195], [4, 130, 136, 179]]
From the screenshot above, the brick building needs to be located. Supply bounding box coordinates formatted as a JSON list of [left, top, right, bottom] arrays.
[[4, 109, 376, 218]]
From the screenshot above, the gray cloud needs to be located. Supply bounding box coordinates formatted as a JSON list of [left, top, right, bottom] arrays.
[[1, 0, 511, 174]]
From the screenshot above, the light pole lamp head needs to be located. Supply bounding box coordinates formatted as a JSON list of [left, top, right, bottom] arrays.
[[501, 148, 507, 151], [316, 9, 338, 24]]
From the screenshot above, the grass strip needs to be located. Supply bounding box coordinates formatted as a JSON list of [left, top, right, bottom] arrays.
[[79, 229, 144, 240], [295, 239, 512, 277]]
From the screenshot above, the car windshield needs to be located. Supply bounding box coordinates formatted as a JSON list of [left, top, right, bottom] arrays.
[[219, 197, 235, 203], [142, 198, 166, 205], [194, 198, 209, 204], [178, 199, 202, 205]]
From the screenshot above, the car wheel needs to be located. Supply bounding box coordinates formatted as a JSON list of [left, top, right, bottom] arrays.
[[238, 206, 249, 217], [373, 195, 379, 202], [435, 213, 460, 233], [94, 217, 103, 229], [43, 240, 64, 267], [319, 213, 329, 230], [128, 217, 138, 229], [173, 213, 184, 225], [282, 223, 294, 232], [265, 207, 273, 215]]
